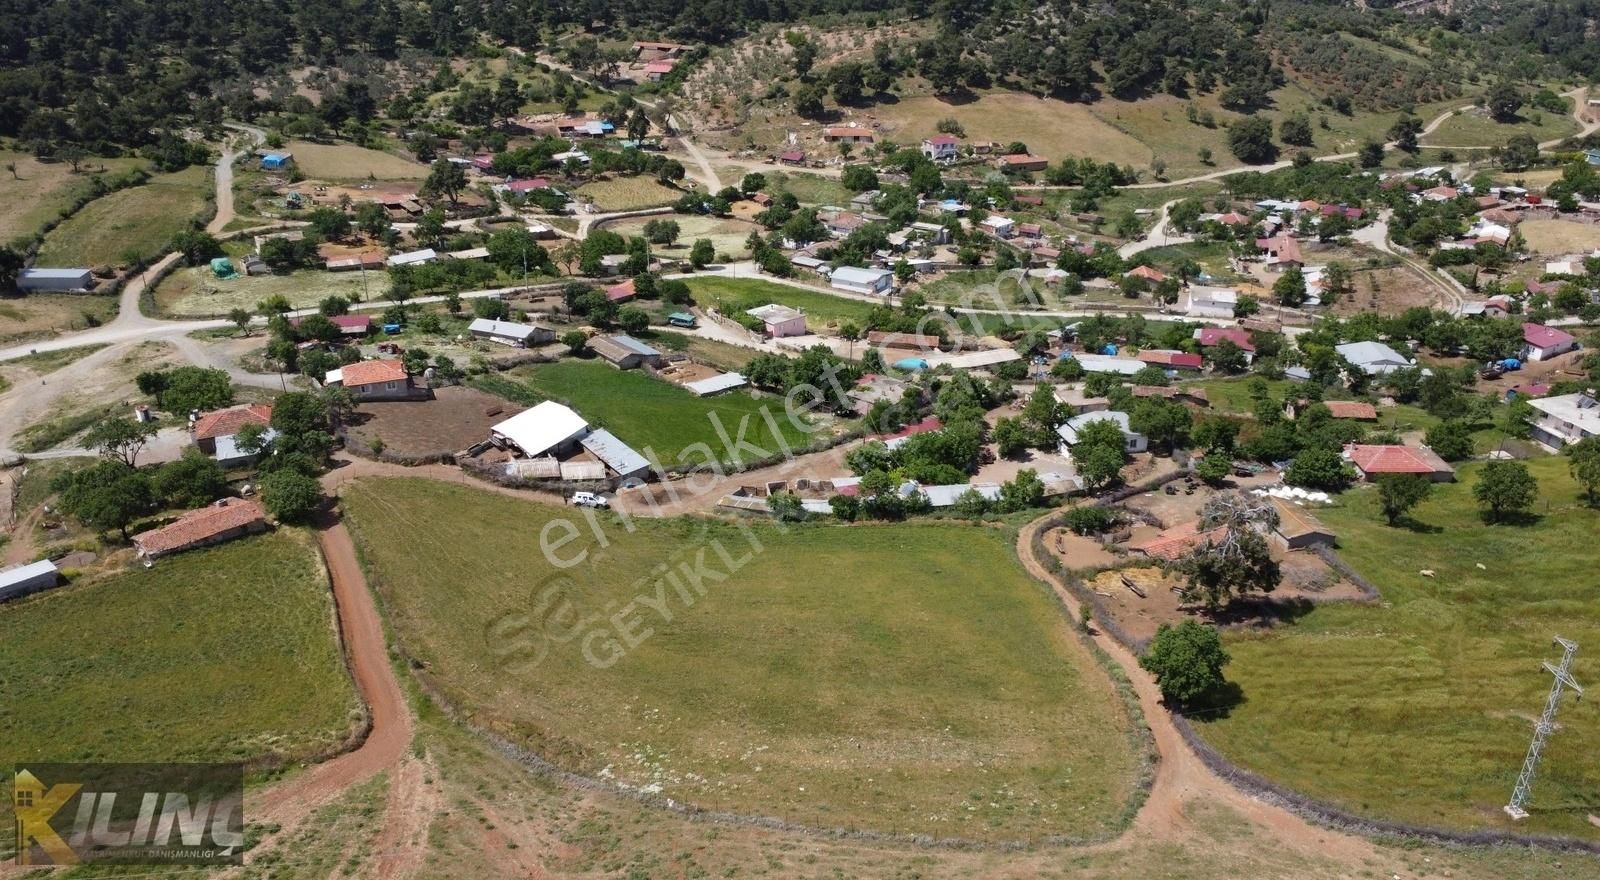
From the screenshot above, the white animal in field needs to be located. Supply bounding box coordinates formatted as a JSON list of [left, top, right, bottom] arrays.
[[1475, 563, 1486, 570], [1420, 569, 1435, 577]]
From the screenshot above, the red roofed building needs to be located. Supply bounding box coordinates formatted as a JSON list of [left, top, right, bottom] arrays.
[[1343, 444, 1455, 482], [506, 177, 551, 192], [921, 134, 960, 162], [1136, 349, 1203, 371], [1126, 265, 1168, 284], [1217, 211, 1251, 226], [1194, 327, 1256, 353], [1522, 322, 1579, 361], [877, 416, 942, 446], [822, 126, 874, 143], [996, 153, 1049, 172], [642, 59, 676, 80], [1423, 185, 1459, 202], [326, 359, 417, 401], [777, 150, 806, 165], [133, 498, 269, 559], [605, 278, 637, 303], [1016, 222, 1042, 239], [1322, 400, 1378, 421], [1130, 520, 1228, 561], [191, 404, 273, 455], [1255, 234, 1304, 272]]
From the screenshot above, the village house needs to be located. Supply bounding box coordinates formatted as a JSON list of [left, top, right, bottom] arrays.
[[1521, 323, 1579, 362], [848, 373, 911, 414], [190, 403, 274, 465], [633, 40, 690, 60], [921, 135, 960, 163], [1525, 391, 1600, 449], [822, 210, 868, 238], [1336, 340, 1419, 376], [325, 253, 385, 272], [1255, 234, 1304, 272], [386, 248, 438, 268], [942, 348, 1023, 371], [1054, 384, 1111, 413], [822, 126, 874, 144], [469, 318, 554, 348], [133, 498, 270, 559], [830, 265, 894, 295], [1342, 444, 1455, 482], [996, 154, 1049, 173], [1136, 349, 1204, 373], [642, 59, 676, 81], [981, 215, 1016, 238], [324, 359, 419, 401], [1193, 327, 1256, 362], [1267, 497, 1336, 550], [1057, 410, 1148, 455], [605, 278, 637, 302], [293, 313, 371, 336], [1125, 265, 1167, 285], [589, 335, 663, 369], [1186, 287, 1240, 319], [0, 559, 61, 604], [776, 150, 806, 166], [260, 151, 293, 170], [17, 267, 93, 292], [1072, 353, 1145, 375], [1131, 520, 1227, 560], [746, 304, 808, 338], [1016, 222, 1042, 239]]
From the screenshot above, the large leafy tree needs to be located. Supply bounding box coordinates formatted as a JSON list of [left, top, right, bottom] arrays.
[[1376, 473, 1432, 525], [1176, 494, 1282, 608], [52, 461, 154, 540], [1566, 436, 1600, 506], [1140, 620, 1231, 708], [1473, 460, 1538, 523]]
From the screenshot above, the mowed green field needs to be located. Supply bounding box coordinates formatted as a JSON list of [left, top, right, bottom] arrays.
[[480, 359, 825, 466], [35, 164, 211, 266], [686, 275, 876, 330], [0, 152, 149, 244], [0, 532, 359, 766], [283, 139, 429, 180], [1197, 456, 1600, 836], [342, 478, 1141, 842]]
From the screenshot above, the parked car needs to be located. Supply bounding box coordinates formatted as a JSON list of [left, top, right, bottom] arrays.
[[570, 491, 609, 508]]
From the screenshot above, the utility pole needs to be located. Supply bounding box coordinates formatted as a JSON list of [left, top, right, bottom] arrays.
[[1504, 636, 1582, 820]]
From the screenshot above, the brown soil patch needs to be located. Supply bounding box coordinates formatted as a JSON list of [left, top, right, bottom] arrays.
[[346, 386, 525, 458], [1329, 266, 1443, 317]]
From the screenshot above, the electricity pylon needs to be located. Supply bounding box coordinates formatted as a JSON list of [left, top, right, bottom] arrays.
[[1504, 637, 1582, 820]]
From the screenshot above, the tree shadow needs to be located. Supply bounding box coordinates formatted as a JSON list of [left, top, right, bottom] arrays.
[[1203, 595, 1317, 629], [1480, 510, 1544, 527], [932, 89, 980, 107], [1181, 680, 1246, 721], [1393, 515, 1442, 534]]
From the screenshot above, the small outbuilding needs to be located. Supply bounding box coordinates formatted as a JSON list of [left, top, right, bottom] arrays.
[[829, 266, 894, 295], [469, 318, 554, 348], [745, 304, 808, 338], [17, 268, 93, 292], [589, 335, 663, 369], [133, 499, 269, 559], [0, 559, 61, 603], [1268, 497, 1336, 550]]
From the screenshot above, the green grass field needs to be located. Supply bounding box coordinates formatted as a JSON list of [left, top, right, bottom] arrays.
[[685, 275, 875, 330], [0, 532, 358, 767], [35, 164, 211, 267], [600, 214, 760, 260], [575, 176, 683, 210], [477, 359, 826, 466], [0, 153, 149, 245], [1420, 108, 1580, 149], [1197, 456, 1600, 836], [342, 477, 1142, 842], [156, 261, 380, 317], [762, 170, 854, 207]]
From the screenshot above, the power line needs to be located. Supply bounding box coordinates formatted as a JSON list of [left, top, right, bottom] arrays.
[[1504, 635, 1582, 821]]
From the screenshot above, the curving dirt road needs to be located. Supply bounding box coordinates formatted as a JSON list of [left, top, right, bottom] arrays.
[[1014, 512, 1381, 864]]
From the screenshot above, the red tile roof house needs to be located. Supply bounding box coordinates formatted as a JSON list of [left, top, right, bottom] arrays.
[[920, 134, 960, 162], [1521, 322, 1579, 362], [1016, 222, 1043, 239], [1322, 400, 1379, 421], [642, 59, 677, 81], [1342, 444, 1456, 482], [1254, 234, 1304, 271], [1130, 520, 1228, 561], [1136, 349, 1204, 371], [776, 150, 806, 166], [1194, 327, 1256, 353], [996, 154, 1049, 173], [1125, 265, 1168, 284], [190, 404, 273, 456], [605, 278, 637, 302], [324, 359, 420, 402], [822, 126, 875, 144], [133, 498, 270, 559]]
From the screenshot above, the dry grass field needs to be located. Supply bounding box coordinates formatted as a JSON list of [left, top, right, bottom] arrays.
[[1420, 107, 1580, 148], [0, 294, 120, 344], [155, 264, 379, 317], [284, 139, 429, 180], [34, 165, 211, 267], [574, 176, 683, 210], [0, 152, 149, 244], [1516, 218, 1600, 255], [874, 93, 1153, 168], [599, 214, 761, 259]]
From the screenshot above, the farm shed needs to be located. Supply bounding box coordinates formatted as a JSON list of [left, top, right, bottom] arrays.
[[492, 401, 591, 459], [17, 268, 93, 292], [590, 335, 663, 369], [469, 318, 554, 348], [829, 266, 893, 295], [133, 499, 269, 559], [260, 152, 293, 170], [0, 559, 61, 603], [685, 372, 748, 396], [579, 428, 651, 483], [1268, 498, 1335, 550]]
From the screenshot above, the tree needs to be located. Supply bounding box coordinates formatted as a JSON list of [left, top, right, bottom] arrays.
[[1474, 459, 1537, 523], [792, 82, 826, 118], [1501, 134, 1539, 171], [1140, 621, 1231, 709], [1486, 81, 1524, 123], [172, 230, 223, 266], [688, 238, 715, 269], [1072, 419, 1129, 491], [1279, 113, 1313, 147], [997, 469, 1045, 512], [1196, 453, 1231, 485], [1176, 494, 1282, 607], [1357, 140, 1385, 168], [157, 367, 233, 414], [1207, 339, 1247, 374], [270, 391, 334, 466], [993, 417, 1032, 458], [486, 228, 549, 277], [1226, 116, 1276, 165], [1130, 398, 1191, 453], [1273, 266, 1307, 307], [740, 172, 766, 194], [618, 305, 650, 335], [153, 449, 229, 508], [53, 460, 153, 540], [1560, 436, 1600, 507], [841, 164, 879, 192], [1387, 114, 1423, 153], [1375, 473, 1431, 525], [421, 158, 467, 206], [766, 492, 806, 522], [83, 417, 158, 467], [228, 308, 253, 336], [259, 470, 322, 523], [1424, 420, 1474, 462], [306, 206, 351, 239], [561, 330, 588, 355], [1284, 447, 1352, 490]]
